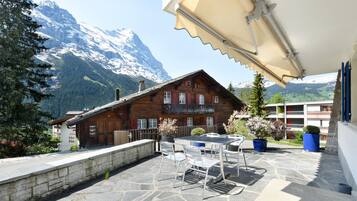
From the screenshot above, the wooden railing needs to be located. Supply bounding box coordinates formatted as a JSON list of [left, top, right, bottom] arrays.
[[162, 104, 215, 114], [127, 125, 218, 151]]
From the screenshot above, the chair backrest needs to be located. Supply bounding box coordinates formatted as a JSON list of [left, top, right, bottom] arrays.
[[183, 145, 202, 164], [228, 135, 245, 147], [160, 142, 175, 156], [203, 133, 220, 137]]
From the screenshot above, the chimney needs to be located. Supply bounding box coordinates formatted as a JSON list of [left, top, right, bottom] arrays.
[[138, 80, 145, 92], [115, 88, 120, 101]]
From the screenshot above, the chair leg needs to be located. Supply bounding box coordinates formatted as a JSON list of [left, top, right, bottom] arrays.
[[174, 161, 182, 187], [242, 151, 248, 170], [236, 155, 240, 176], [181, 168, 186, 191], [202, 168, 209, 199], [159, 155, 164, 173]]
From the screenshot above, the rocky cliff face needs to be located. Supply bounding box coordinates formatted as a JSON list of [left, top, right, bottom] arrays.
[[33, 0, 170, 82]]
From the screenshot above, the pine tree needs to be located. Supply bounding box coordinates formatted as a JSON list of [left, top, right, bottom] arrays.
[[227, 82, 235, 93], [249, 73, 266, 117], [0, 0, 52, 157]]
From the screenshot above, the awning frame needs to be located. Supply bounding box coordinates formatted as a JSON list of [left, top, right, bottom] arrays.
[[247, 0, 305, 78], [176, 4, 288, 85]]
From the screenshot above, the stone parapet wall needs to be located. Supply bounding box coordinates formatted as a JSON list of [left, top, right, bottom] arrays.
[[0, 140, 155, 201]]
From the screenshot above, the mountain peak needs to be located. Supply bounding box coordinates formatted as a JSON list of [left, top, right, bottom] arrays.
[[32, 0, 171, 82], [33, 0, 58, 8]]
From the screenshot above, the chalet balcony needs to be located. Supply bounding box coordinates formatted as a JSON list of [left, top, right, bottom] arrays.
[[162, 104, 215, 114]]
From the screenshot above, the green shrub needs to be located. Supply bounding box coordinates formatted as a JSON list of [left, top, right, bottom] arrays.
[[303, 125, 320, 135], [70, 144, 79, 152], [191, 127, 206, 136], [104, 169, 110, 180], [277, 106, 284, 114], [294, 131, 304, 144], [25, 144, 57, 155]]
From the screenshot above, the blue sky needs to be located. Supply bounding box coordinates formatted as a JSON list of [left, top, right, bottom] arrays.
[[53, 0, 255, 86]]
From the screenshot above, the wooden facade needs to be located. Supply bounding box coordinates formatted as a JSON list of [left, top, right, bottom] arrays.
[[69, 70, 244, 147]]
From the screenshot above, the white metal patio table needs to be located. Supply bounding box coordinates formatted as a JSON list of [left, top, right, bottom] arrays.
[[175, 134, 238, 183]]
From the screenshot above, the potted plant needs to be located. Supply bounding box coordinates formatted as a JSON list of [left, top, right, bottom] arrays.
[[303, 125, 320, 152], [191, 127, 206, 147], [158, 118, 177, 143], [246, 116, 272, 152], [271, 120, 286, 141], [223, 109, 248, 151]]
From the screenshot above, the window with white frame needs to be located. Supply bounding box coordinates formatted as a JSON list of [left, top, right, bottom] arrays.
[[206, 117, 214, 127], [214, 96, 219, 103], [137, 119, 147, 129], [89, 125, 96, 136], [199, 94, 205, 105], [148, 118, 157, 128], [187, 117, 193, 127], [163, 91, 171, 104], [179, 92, 186, 104]]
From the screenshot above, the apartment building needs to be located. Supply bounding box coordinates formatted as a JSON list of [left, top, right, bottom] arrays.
[[266, 100, 333, 139]]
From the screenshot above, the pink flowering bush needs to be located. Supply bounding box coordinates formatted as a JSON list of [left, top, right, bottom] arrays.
[[158, 118, 178, 137], [246, 116, 272, 139], [223, 108, 249, 135]]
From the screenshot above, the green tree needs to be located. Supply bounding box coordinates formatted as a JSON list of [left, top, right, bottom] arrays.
[[269, 92, 285, 104], [227, 82, 235, 93], [249, 73, 266, 117], [0, 0, 52, 157]]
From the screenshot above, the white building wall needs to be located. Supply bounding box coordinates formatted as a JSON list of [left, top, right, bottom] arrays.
[[307, 105, 320, 112], [351, 46, 357, 123], [322, 120, 329, 128], [338, 122, 357, 199], [58, 124, 77, 151], [307, 120, 320, 127], [339, 48, 357, 199]]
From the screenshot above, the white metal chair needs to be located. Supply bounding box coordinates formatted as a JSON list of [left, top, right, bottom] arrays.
[[202, 133, 221, 157], [223, 135, 248, 176], [159, 142, 186, 182], [182, 145, 220, 198]]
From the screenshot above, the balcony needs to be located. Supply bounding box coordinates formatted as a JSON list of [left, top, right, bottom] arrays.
[[286, 111, 304, 115], [162, 104, 215, 114], [287, 124, 305, 129], [268, 111, 277, 115]]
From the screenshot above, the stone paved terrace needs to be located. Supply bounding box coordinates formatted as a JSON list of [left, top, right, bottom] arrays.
[[48, 148, 349, 201]]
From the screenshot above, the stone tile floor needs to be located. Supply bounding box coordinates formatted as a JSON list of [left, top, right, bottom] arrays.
[[52, 149, 347, 201]]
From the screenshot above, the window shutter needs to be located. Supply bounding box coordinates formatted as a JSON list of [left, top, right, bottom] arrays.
[[342, 61, 352, 122]]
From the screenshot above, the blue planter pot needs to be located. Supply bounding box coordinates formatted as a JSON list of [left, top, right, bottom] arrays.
[[303, 133, 320, 152], [192, 142, 205, 148], [253, 139, 267, 152]]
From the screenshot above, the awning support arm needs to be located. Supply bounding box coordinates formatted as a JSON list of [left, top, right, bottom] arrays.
[[176, 5, 287, 85], [247, 0, 305, 78]]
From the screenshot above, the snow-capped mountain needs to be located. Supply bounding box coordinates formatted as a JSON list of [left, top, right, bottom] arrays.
[[32, 0, 170, 82]]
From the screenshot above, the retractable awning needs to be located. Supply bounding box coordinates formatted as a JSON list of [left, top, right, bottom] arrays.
[[163, 0, 357, 86]]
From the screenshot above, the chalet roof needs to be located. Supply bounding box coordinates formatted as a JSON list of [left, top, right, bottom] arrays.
[[49, 111, 83, 125], [66, 70, 244, 126]]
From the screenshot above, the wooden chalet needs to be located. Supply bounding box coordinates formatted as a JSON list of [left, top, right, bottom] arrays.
[[66, 70, 245, 147]]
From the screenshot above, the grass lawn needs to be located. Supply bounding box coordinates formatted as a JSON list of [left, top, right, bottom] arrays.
[[266, 137, 303, 147]]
